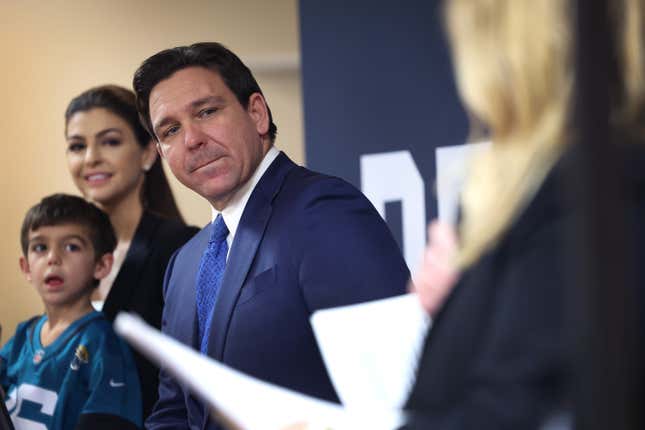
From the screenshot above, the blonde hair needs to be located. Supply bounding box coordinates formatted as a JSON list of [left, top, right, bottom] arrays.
[[612, 0, 645, 137], [445, 0, 572, 267], [448, 0, 645, 267]]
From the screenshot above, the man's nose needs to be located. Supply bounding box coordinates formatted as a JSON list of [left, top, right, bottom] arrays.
[[184, 123, 207, 149]]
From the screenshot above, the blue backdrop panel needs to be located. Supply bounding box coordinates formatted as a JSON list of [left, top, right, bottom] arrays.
[[299, 0, 468, 267]]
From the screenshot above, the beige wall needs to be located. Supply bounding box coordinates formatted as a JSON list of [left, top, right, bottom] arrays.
[[0, 0, 303, 343]]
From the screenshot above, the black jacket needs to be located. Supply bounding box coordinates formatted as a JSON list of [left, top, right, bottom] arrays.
[[404, 141, 645, 429], [102, 211, 198, 420]]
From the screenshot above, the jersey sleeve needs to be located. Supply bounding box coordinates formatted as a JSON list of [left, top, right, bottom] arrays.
[[0, 336, 14, 394], [80, 328, 142, 428], [0, 317, 35, 396]]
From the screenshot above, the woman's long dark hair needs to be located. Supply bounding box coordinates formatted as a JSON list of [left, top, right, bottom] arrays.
[[65, 84, 185, 222]]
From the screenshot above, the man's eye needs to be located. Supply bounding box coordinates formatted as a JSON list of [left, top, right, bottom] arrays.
[[163, 125, 181, 139], [67, 142, 86, 153], [198, 108, 217, 119]]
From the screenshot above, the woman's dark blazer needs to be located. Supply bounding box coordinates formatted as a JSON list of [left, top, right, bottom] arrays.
[[404, 141, 645, 429], [101, 211, 199, 420], [404, 155, 572, 429]]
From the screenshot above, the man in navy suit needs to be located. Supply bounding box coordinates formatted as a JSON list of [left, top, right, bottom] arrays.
[[133, 42, 409, 429]]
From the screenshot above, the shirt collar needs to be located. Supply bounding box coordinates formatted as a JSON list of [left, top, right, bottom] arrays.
[[211, 146, 280, 245]]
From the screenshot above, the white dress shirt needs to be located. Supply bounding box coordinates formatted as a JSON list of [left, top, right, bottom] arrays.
[[211, 146, 280, 259]]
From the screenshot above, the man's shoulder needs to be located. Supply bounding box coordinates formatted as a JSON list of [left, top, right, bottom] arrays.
[[254, 151, 362, 202], [278, 164, 364, 205]]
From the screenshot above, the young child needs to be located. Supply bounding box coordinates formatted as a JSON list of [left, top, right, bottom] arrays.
[[0, 194, 142, 430]]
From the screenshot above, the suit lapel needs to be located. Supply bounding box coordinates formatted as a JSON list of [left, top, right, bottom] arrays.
[[206, 152, 295, 360]]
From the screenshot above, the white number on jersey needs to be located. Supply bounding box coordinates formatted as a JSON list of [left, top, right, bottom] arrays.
[[6, 383, 58, 430]]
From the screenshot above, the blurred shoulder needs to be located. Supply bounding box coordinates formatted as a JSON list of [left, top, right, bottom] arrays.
[[143, 211, 200, 251]]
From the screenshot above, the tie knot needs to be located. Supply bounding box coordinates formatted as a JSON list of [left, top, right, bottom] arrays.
[[210, 215, 229, 244]]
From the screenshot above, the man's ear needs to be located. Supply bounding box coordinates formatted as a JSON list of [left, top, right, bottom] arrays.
[[142, 140, 159, 169], [247, 92, 270, 136], [93, 253, 114, 281], [155, 139, 169, 160], [19, 256, 32, 281]]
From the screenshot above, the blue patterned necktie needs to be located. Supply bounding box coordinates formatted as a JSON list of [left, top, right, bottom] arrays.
[[195, 215, 229, 354]]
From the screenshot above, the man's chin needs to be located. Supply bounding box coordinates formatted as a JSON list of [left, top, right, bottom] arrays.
[[200, 184, 239, 211]]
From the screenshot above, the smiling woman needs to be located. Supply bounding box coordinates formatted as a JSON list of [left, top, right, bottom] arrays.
[[66, 108, 155, 212], [63, 85, 199, 419]]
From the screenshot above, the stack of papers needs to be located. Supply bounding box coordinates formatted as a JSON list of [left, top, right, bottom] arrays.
[[114, 293, 429, 430]]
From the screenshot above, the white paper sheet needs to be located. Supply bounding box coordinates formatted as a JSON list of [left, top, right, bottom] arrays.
[[310, 293, 430, 411], [114, 313, 404, 430]]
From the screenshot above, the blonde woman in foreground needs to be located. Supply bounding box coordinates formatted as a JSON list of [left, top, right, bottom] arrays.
[[404, 0, 645, 428]]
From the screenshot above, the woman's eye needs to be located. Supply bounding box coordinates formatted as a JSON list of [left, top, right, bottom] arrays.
[[103, 138, 121, 147], [67, 142, 85, 153]]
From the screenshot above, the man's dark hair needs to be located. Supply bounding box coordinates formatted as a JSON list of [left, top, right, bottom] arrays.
[[133, 42, 277, 142], [20, 194, 117, 260]]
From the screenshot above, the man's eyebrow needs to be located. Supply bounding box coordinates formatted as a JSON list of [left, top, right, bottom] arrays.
[[153, 96, 225, 135], [190, 96, 225, 109], [153, 116, 174, 137]]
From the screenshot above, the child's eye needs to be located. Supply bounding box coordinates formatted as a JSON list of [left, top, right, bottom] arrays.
[[31, 244, 47, 253], [65, 243, 81, 252]]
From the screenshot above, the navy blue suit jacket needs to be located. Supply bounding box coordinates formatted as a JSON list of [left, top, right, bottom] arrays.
[[146, 152, 409, 430]]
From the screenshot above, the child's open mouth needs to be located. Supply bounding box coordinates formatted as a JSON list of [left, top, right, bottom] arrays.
[[45, 275, 64, 287]]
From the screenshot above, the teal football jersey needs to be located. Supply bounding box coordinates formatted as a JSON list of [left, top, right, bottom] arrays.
[[0, 311, 142, 430]]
